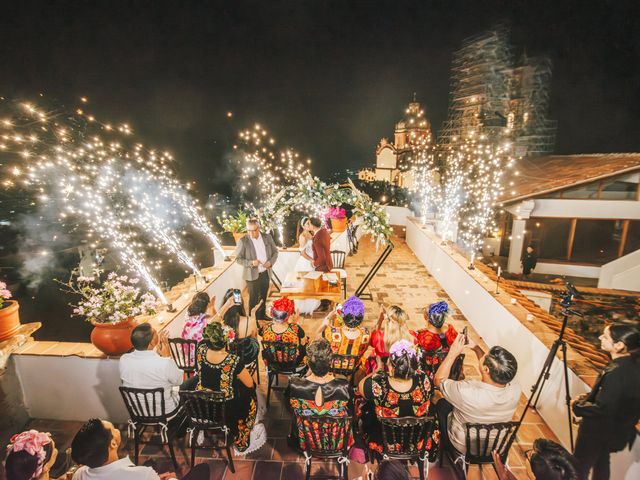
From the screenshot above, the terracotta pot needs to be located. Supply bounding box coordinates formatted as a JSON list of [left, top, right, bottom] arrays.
[[330, 217, 347, 233], [232, 232, 246, 244], [0, 300, 21, 341], [90, 317, 136, 356]]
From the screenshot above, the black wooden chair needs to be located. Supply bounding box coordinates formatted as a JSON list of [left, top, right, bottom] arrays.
[[330, 250, 347, 298], [440, 420, 519, 478], [119, 386, 186, 471], [261, 340, 307, 406], [168, 338, 198, 379], [330, 353, 361, 385], [379, 416, 436, 480], [296, 414, 352, 480], [179, 390, 235, 472]]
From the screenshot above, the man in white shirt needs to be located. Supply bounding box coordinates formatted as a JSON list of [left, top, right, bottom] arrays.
[[434, 334, 520, 454], [234, 218, 279, 322], [71, 418, 209, 480], [119, 323, 183, 415]]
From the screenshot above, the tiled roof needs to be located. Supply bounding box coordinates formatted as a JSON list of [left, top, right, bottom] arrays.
[[500, 153, 640, 204]]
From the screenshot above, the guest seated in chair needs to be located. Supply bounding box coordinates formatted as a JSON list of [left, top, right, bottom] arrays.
[[196, 322, 265, 455], [414, 301, 458, 375], [70, 419, 209, 479], [261, 297, 308, 368], [286, 339, 353, 451], [119, 323, 185, 419], [319, 295, 370, 360], [180, 291, 216, 343], [219, 288, 261, 367], [366, 304, 414, 375], [358, 340, 436, 460], [434, 334, 520, 455], [5, 430, 64, 480]]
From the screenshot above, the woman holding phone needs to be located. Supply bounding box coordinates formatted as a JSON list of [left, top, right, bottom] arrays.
[[219, 288, 262, 366]]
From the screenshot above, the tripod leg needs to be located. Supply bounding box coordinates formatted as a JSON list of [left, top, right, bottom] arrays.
[[560, 341, 574, 450], [532, 339, 560, 409]]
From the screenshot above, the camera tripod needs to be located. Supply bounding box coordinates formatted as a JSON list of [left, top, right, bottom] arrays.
[[513, 283, 581, 451]]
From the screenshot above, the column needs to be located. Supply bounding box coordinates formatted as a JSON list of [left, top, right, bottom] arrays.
[[506, 200, 535, 274]]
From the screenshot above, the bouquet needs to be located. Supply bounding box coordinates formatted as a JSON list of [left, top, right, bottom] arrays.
[[325, 207, 346, 219], [217, 210, 249, 233]]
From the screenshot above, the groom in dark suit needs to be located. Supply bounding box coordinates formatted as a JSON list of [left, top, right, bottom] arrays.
[[309, 217, 333, 272]]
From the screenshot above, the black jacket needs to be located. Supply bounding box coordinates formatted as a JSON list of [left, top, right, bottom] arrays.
[[572, 355, 640, 451]]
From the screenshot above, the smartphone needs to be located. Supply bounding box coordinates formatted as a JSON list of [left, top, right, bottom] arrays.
[[462, 326, 469, 345], [232, 289, 242, 305]]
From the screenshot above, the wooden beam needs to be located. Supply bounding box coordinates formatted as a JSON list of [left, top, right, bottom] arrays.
[[567, 218, 577, 260], [618, 220, 630, 257]]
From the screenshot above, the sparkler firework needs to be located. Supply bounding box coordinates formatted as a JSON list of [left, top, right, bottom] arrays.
[[1, 97, 224, 302]]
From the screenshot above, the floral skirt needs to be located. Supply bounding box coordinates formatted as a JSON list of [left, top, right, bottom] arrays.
[[229, 382, 258, 451]]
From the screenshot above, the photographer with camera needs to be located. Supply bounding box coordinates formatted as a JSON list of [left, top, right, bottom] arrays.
[[434, 332, 520, 455]]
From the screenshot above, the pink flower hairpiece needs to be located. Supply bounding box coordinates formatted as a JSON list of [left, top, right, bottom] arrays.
[[389, 339, 416, 359], [6, 430, 51, 479]]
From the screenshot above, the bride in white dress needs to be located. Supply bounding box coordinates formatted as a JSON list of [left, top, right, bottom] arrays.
[[293, 217, 321, 315]]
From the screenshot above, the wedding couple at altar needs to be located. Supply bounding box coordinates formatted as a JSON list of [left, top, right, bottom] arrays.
[[294, 216, 333, 314]]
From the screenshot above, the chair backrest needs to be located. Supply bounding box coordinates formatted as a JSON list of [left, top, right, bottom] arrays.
[[330, 353, 360, 377], [261, 341, 302, 372], [180, 390, 227, 430], [330, 250, 346, 269], [297, 414, 352, 458], [465, 421, 519, 463], [168, 338, 198, 372], [119, 386, 167, 424], [380, 416, 436, 459]]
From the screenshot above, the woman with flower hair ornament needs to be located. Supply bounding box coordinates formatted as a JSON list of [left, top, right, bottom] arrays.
[[358, 339, 437, 460], [195, 322, 265, 455], [4, 430, 60, 480], [365, 304, 415, 375], [319, 295, 370, 363], [261, 297, 308, 368], [414, 301, 459, 376]]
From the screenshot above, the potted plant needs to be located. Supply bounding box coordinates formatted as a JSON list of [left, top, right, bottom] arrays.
[[58, 272, 160, 356], [325, 206, 347, 233], [0, 281, 20, 341], [217, 210, 249, 243]]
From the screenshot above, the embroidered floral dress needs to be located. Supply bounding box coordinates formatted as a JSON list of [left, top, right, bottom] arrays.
[[261, 322, 307, 366], [181, 313, 208, 363], [361, 372, 438, 458], [195, 343, 257, 451], [414, 324, 458, 376], [324, 325, 370, 373], [287, 377, 353, 451]]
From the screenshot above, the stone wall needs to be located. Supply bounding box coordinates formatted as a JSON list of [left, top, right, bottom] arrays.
[[0, 357, 29, 450]]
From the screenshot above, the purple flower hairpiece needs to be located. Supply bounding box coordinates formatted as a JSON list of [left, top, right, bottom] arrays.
[[428, 301, 449, 317], [342, 296, 364, 318], [389, 339, 416, 359]]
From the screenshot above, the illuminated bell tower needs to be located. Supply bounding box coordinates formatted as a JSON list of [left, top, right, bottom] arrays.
[[394, 94, 432, 150]]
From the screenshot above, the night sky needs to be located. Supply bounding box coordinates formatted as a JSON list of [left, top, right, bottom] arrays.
[[2, 0, 640, 196]]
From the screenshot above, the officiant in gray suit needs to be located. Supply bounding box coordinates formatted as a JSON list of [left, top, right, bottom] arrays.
[[234, 218, 279, 321]]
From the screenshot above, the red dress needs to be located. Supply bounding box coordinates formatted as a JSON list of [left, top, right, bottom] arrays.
[[365, 329, 416, 374], [414, 324, 458, 373]]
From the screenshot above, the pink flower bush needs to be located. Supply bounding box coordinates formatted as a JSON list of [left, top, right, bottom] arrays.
[[325, 207, 346, 219], [0, 281, 12, 309], [59, 271, 160, 324]]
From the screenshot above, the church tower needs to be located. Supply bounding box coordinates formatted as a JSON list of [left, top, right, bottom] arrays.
[[394, 94, 432, 149]]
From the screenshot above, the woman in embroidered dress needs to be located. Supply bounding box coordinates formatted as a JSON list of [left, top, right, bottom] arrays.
[[220, 288, 260, 367], [196, 322, 265, 455], [358, 340, 436, 460], [261, 297, 308, 368], [365, 304, 414, 374], [414, 301, 458, 376], [319, 295, 370, 357], [5, 430, 61, 480], [181, 291, 216, 343], [292, 217, 321, 315], [286, 339, 353, 451]]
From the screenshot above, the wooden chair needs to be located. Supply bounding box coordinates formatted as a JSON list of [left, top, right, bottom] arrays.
[[168, 338, 198, 379], [261, 340, 307, 405], [296, 414, 352, 480], [119, 386, 185, 471], [440, 420, 519, 478], [179, 390, 235, 472], [379, 416, 436, 480], [330, 353, 361, 385], [330, 250, 347, 298]]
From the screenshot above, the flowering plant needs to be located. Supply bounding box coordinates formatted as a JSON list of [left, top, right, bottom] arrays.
[[325, 207, 346, 219], [57, 271, 160, 324], [217, 210, 249, 233], [0, 281, 12, 309]]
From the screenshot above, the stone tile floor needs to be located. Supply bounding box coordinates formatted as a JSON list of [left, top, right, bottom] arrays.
[[10, 231, 557, 479]]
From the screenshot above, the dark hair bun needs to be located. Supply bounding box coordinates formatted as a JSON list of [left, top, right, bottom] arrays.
[[390, 351, 418, 379], [203, 323, 227, 350], [188, 292, 210, 317]]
